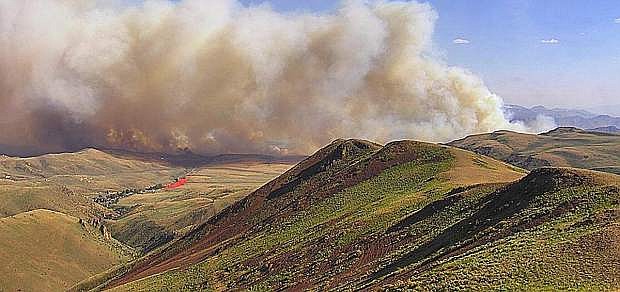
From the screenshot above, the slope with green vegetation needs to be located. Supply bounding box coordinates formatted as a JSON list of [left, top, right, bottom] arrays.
[[0, 209, 134, 291], [85, 139, 619, 291], [448, 127, 620, 174], [374, 167, 620, 290], [90, 139, 609, 291], [5, 136, 620, 291]]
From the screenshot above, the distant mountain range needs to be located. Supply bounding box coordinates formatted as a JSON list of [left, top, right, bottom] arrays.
[[589, 126, 620, 134], [504, 104, 620, 131], [586, 104, 620, 117]]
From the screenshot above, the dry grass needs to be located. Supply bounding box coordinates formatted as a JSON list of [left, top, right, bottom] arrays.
[[449, 128, 620, 173], [107, 163, 293, 252], [0, 209, 132, 291], [441, 148, 526, 185], [0, 149, 295, 290], [0, 149, 185, 219]]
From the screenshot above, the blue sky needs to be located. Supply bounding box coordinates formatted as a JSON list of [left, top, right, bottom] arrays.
[[236, 0, 620, 110], [161, 0, 619, 109], [427, 0, 620, 109]]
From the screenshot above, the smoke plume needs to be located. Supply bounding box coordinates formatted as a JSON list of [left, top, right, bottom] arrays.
[[0, 0, 524, 156]]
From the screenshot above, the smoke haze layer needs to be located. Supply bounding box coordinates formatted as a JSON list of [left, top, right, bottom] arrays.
[[0, 0, 523, 156]]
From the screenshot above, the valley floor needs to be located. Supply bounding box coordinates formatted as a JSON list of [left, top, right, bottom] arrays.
[[0, 149, 296, 291]]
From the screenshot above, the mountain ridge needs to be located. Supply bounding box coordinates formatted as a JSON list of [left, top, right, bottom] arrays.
[[92, 137, 619, 291], [95, 139, 532, 290], [448, 127, 620, 174]]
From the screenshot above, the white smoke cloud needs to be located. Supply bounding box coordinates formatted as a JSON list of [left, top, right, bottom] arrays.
[[0, 0, 526, 155], [523, 115, 557, 133]]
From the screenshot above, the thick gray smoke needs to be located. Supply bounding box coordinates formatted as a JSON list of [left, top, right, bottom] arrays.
[[0, 0, 525, 156]]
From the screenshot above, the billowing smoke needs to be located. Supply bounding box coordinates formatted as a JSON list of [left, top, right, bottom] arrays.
[[0, 0, 525, 156]]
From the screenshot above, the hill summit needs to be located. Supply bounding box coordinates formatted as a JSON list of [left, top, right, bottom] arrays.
[[448, 127, 620, 174], [90, 139, 620, 291]]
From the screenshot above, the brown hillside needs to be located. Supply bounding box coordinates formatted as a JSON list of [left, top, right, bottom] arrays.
[[0, 209, 132, 291], [448, 127, 620, 174]]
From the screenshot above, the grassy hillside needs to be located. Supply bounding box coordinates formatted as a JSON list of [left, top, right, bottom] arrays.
[[0, 148, 184, 194], [0, 148, 171, 178], [387, 168, 620, 291], [0, 149, 185, 219], [0, 149, 183, 292], [5, 137, 618, 291], [106, 163, 293, 253], [0, 182, 113, 219], [0, 149, 295, 292], [93, 139, 603, 291], [0, 209, 133, 291], [91, 139, 619, 291], [448, 127, 620, 174]]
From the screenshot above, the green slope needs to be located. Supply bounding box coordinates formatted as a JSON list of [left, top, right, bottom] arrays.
[[75, 139, 620, 291], [388, 167, 620, 291], [448, 127, 620, 174], [91, 140, 592, 291]]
